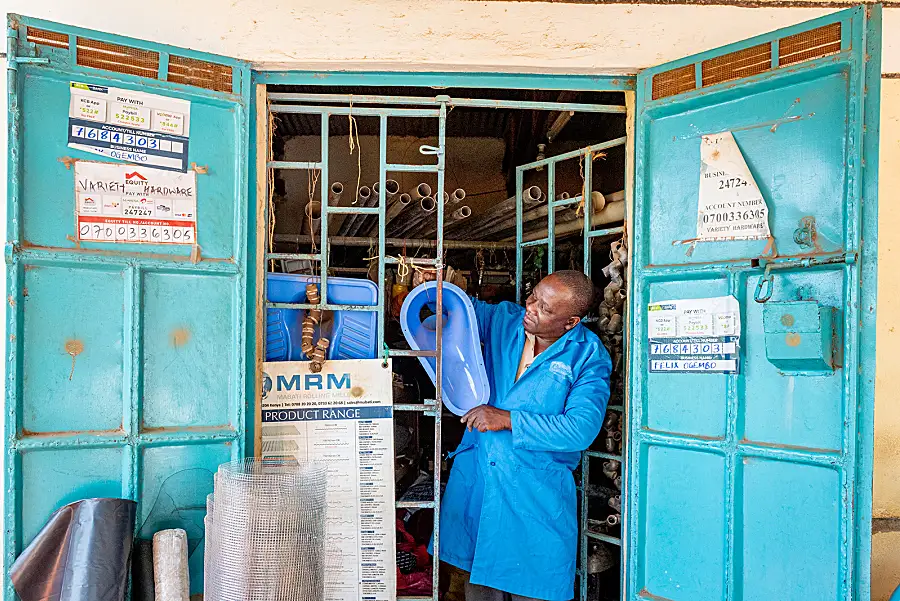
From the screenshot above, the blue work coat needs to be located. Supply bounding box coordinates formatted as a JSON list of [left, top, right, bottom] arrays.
[[431, 298, 612, 601]]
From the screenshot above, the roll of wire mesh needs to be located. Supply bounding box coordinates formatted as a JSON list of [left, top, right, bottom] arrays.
[[205, 459, 327, 601]]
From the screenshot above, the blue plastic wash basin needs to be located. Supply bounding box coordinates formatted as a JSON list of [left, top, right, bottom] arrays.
[[400, 281, 490, 416], [266, 274, 378, 362]]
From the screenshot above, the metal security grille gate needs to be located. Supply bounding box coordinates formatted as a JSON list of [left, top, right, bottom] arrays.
[[263, 92, 628, 601], [262, 93, 449, 601], [514, 140, 629, 601]]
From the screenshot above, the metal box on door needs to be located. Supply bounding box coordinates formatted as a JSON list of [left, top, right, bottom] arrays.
[[762, 301, 837, 372]]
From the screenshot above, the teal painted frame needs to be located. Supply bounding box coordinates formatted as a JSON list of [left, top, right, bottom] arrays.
[[254, 70, 634, 92], [627, 5, 880, 601], [251, 69, 636, 601], [6, 13, 253, 601]]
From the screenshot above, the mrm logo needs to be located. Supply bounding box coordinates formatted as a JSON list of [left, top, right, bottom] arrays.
[[277, 373, 351, 391]]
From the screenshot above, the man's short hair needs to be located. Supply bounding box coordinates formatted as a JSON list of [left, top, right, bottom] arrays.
[[551, 270, 597, 318]]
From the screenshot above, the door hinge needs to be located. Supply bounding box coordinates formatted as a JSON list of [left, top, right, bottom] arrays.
[[6, 29, 50, 70]]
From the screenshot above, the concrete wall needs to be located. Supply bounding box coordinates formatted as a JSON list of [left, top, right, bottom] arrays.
[[873, 78, 900, 601], [3, 0, 900, 598]]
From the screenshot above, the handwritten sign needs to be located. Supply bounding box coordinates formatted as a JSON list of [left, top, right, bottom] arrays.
[[75, 162, 197, 245], [648, 296, 741, 374], [697, 132, 770, 241]]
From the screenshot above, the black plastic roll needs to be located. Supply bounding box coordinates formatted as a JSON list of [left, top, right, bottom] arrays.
[[10, 498, 137, 601], [132, 537, 157, 601]]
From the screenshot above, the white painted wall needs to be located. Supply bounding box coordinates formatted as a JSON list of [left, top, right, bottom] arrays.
[[3, 0, 900, 599], [3, 0, 899, 73]]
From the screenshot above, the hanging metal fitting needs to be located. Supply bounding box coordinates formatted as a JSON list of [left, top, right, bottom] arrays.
[[754, 266, 774, 304], [793, 216, 818, 249]]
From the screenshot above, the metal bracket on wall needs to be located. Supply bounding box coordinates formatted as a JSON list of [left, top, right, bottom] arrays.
[[6, 30, 49, 69]]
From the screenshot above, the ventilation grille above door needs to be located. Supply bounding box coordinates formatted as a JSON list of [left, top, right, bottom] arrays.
[[651, 65, 696, 102], [24, 26, 237, 95], [26, 27, 68, 49], [779, 22, 842, 67], [701, 43, 772, 88], [167, 56, 233, 93], [76, 37, 160, 79], [651, 22, 843, 101]]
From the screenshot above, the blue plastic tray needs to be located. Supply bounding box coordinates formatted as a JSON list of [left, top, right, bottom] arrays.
[[266, 274, 379, 362]]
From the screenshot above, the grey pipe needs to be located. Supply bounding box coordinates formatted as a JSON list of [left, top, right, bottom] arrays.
[[323, 182, 344, 232], [329, 182, 344, 205], [452, 205, 472, 221], [451, 188, 466, 204], [465, 192, 605, 241], [350, 180, 396, 237], [410, 183, 432, 201], [274, 233, 517, 250], [390, 196, 436, 238], [606, 514, 620, 527], [445, 185, 543, 236], [372, 179, 400, 201], [407, 191, 453, 237], [336, 185, 372, 236], [419, 205, 472, 238], [371, 193, 412, 235], [304, 201, 322, 234]]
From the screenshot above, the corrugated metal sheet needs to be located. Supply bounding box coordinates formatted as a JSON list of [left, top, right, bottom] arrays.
[[270, 86, 623, 140]]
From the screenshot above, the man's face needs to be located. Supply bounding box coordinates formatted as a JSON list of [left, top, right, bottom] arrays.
[[523, 274, 580, 338]]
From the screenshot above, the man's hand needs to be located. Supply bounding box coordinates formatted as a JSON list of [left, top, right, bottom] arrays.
[[461, 406, 512, 433]]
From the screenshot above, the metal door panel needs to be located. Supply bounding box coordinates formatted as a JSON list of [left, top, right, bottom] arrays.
[[740, 268, 844, 451], [20, 447, 125, 542], [22, 262, 125, 433], [639, 445, 726, 600], [7, 15, 251, 599], [141, 272, 238, 429], [740, 459, 841, 601], [628, 7, 879, 601], [644, 66, 850, 267], [19, 70, 242, 260], [646, 277, 729, 437]]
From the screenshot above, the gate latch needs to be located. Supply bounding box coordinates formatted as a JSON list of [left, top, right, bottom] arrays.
[[753, 252, 856, 304]]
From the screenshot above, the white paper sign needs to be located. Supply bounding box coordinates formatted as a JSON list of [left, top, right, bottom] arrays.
[[261, 360, 397, 601], [647, 296, 741, 373], [68, 82, 191, 172], [74, 162, 197, 244], [697, 132, 770, 241]]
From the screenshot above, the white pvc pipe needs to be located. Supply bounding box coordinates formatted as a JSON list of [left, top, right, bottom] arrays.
[[410, 183, 432, 201]]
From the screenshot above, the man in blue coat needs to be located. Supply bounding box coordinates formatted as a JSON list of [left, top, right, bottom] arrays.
[[431, 270, 612, 601]]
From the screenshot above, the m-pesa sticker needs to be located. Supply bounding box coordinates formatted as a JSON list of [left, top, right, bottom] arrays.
[[75, 162, 197, 245], [68, 82, 191, 172]]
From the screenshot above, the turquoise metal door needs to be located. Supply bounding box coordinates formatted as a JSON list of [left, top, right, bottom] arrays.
[[5, 16, 251, 598], [627, 6, 880, 601]]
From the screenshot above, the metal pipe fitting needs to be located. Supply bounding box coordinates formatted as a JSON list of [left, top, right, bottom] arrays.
[[304, 201, 321, 234], [410, 183, 432, 201], [451, 205, 471, 221], [329, 182, 344, 205], [375, 193, 413, 234]]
